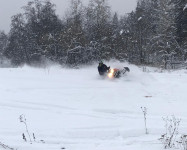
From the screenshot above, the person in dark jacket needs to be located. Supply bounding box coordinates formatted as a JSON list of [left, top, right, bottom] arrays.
[[98, 61, 110, 75]]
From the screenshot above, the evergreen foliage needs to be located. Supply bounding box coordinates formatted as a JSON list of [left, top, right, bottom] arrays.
[[1, 0, 187, 68]]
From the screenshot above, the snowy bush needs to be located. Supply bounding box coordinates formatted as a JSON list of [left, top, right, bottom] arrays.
[[0, 142, 14, 150], [19, 114, 45, 144], [159, 116, 187, 150], [159, 116, 181, 149], [178, 135, 187, 150], [19, 114, 32, 143], [141, 107, 148, 134]]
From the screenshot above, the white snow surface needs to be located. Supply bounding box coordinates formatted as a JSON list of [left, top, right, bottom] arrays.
[[0, 61, 187, 150]]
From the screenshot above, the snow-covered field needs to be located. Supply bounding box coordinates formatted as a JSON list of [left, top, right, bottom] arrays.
[[0, 62, 187, 150]]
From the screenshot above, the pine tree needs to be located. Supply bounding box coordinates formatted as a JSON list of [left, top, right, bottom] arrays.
[[4, 14, 30, 65], [85, 0, 112, 60], [0, 31, 8, 58]]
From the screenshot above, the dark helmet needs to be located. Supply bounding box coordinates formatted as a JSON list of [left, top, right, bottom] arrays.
[[99, 61, 103, 66]]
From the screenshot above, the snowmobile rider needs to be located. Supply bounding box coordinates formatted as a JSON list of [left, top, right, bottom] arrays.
[[98, 61, 110, 75]]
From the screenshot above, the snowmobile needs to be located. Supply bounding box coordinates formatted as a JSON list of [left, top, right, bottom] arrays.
[[107, 67, 130, 78]]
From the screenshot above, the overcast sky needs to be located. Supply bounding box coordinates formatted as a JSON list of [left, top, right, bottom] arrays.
[[0, 0, 137, 33]]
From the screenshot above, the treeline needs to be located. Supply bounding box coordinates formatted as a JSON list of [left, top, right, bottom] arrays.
[[0, 0, 186, 68]]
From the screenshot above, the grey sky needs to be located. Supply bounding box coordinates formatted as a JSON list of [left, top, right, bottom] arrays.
[[0, 0, 137, 33]]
